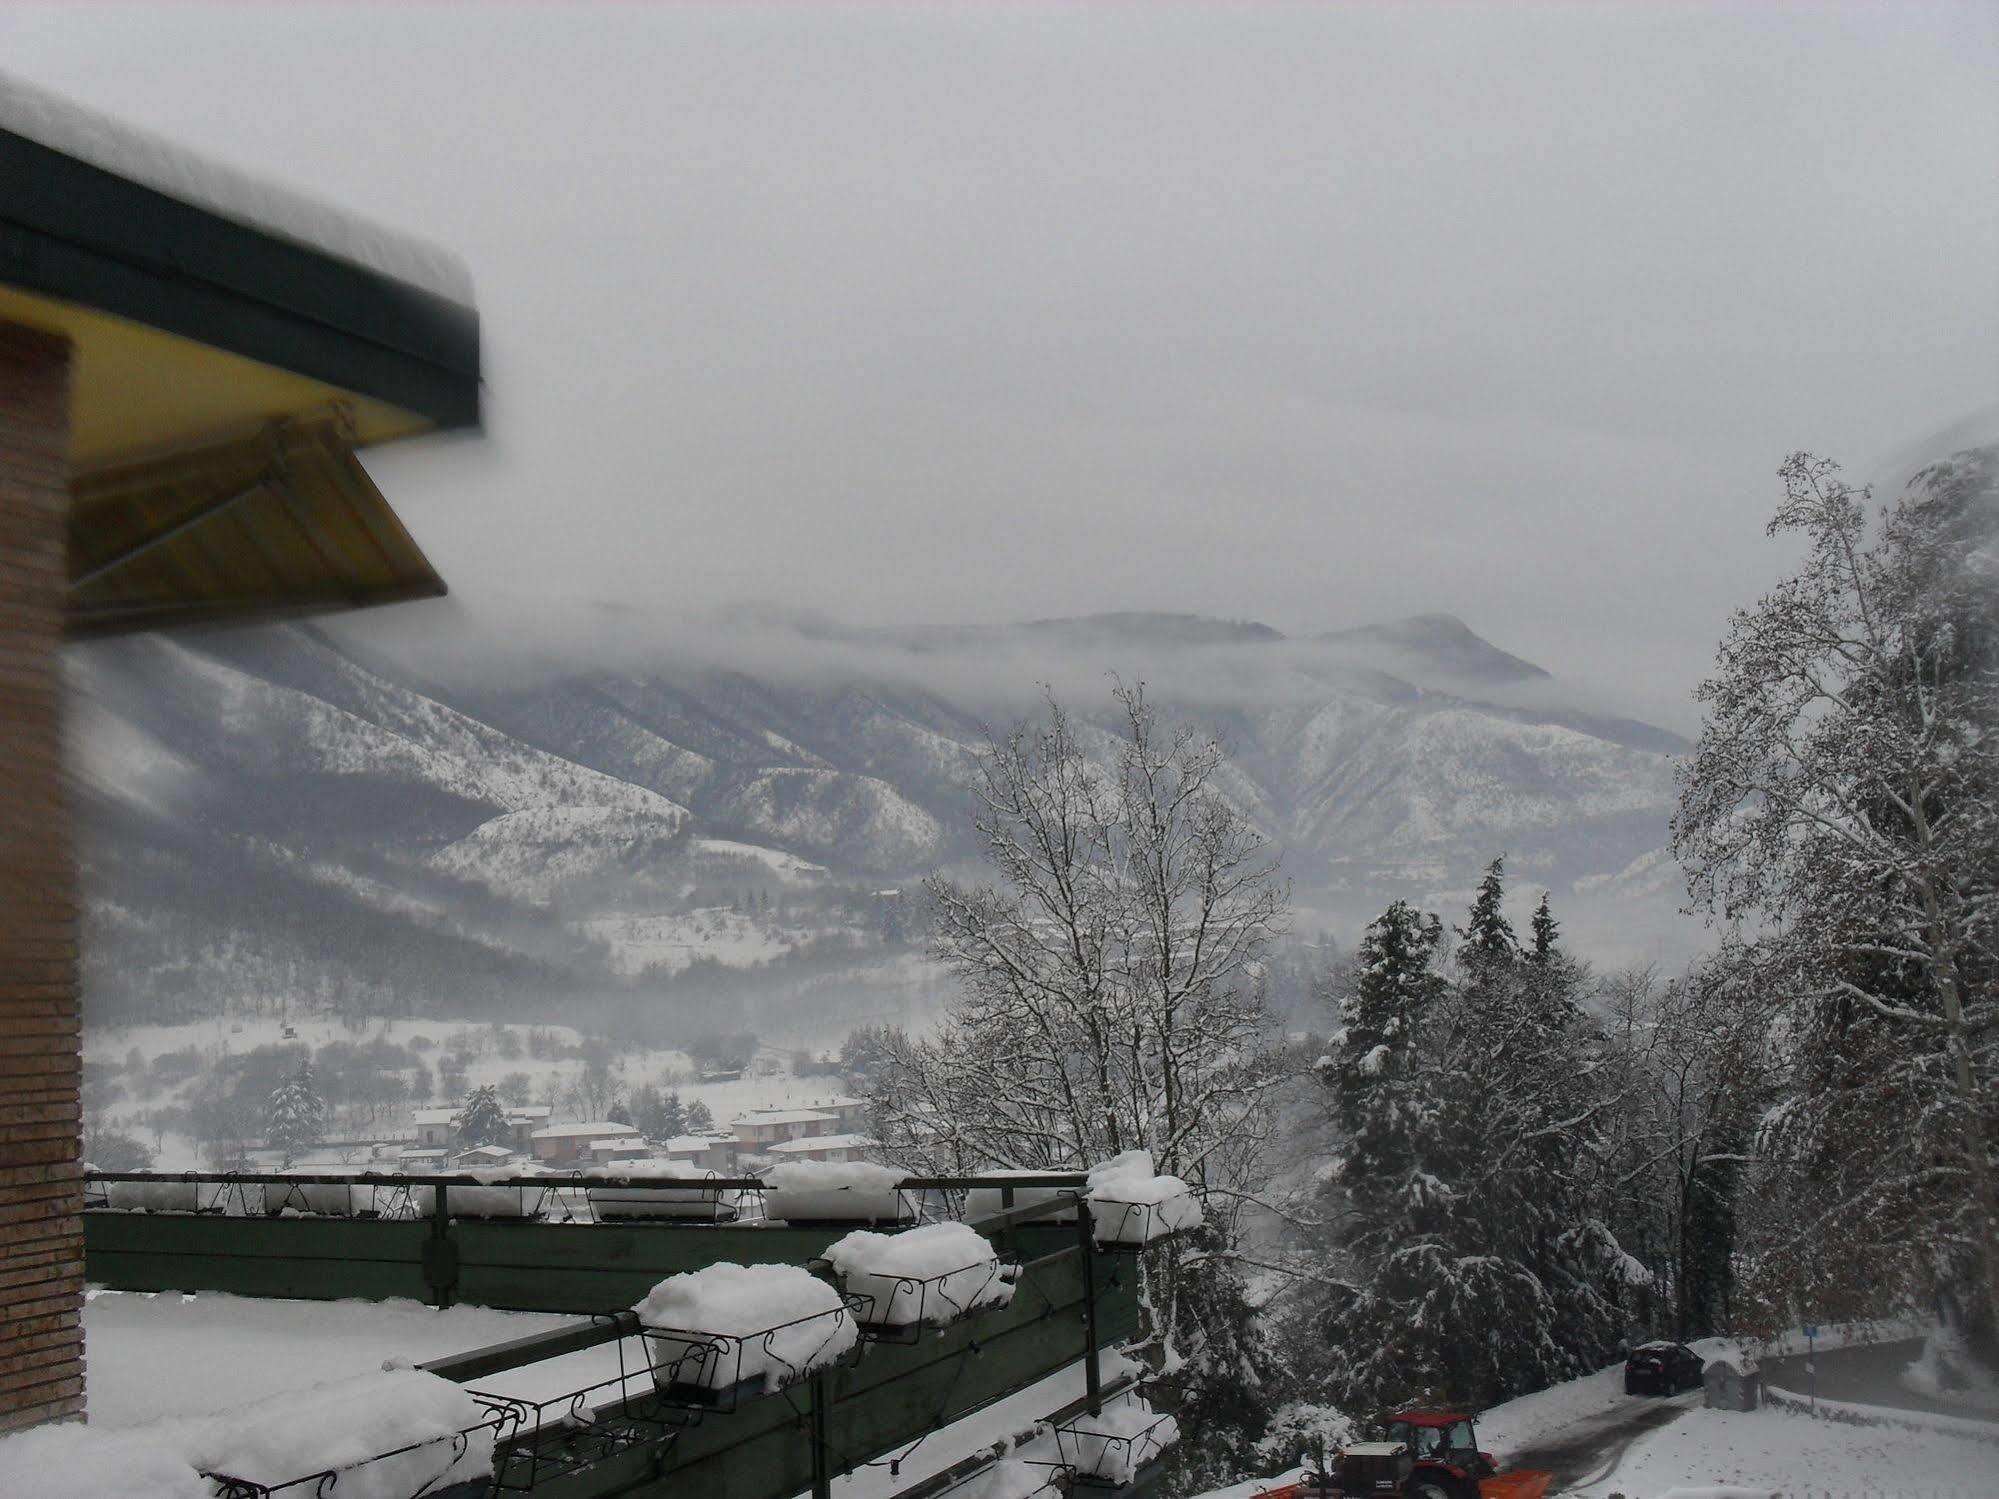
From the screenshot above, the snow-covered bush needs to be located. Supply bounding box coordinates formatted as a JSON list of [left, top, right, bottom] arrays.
[[823, 1221, 1013, 1328], [587, 1162, 740, 1221], [1253, 1401, 1357, 1470], [1084, 1153, 1201, 1247], [765, 1161, 910, 1224], [634, 1262, 859, 1394], [1057, 1398, 1180, 1484]]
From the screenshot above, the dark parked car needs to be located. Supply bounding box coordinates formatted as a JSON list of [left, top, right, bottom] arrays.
[[1624, 1340, 1703, 1395]]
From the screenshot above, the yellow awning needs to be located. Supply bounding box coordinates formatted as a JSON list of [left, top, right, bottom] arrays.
[[67, 410, 445, 636]]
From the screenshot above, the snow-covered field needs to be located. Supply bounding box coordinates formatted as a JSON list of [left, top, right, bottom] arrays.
[[83, 1013, 878, 1171], [578, 908, 794, 976]]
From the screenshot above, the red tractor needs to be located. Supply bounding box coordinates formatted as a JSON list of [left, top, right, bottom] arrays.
[[1273, 1409, 1552, 1499]]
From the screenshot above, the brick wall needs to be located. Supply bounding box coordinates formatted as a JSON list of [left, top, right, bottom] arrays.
[[0, 320, 81, 1431]]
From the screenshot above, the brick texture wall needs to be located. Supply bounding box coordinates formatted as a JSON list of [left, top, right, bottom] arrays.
[[0, 320, 82, 1431]]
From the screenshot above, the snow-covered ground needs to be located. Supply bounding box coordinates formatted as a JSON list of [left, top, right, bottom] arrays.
[[578, 907, 794, 976], [1562, 1400, 1996, 1497]]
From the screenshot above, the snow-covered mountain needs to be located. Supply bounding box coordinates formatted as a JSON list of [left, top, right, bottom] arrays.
[[69, 610, 1692, 1033]]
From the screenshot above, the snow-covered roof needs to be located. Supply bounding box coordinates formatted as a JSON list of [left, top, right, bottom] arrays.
[[456, 1145, 513, 1160], [399, 1149, 447, 1161], [505, 1106, 551, 1120], [532, 1120, 640, 1140], [0, 70, 472, 303], [412, 1109, 458, 1126], [766, 1133, 875, 1155], [734, 1110, 837, 1128], [660, 1136, 725, 1155], [592, 1139, 649, 1153]]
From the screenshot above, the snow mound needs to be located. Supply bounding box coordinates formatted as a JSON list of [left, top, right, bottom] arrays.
[[824, 1222, 1013, 1328], [0, 1422, 210, 1499], [1085, 1152, 1202, 1246], [634, 1263, 857, 1392], [766, 1160, 910, 1224]]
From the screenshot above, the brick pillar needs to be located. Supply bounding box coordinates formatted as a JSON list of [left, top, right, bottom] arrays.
[[0, 320, 82, 1431]]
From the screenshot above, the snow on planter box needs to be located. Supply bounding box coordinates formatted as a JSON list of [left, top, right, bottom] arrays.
[[1084, 1151, 1202, 1248], [0, 1368, 495, 1499], [447, 1168, 551, 1221], [1056, 1397, 1180, 1485], [962, 1170, 1080, 1226], [633, 1262, 860, 1402], [103, 1177, 201, 1214], [823, 1221, 1014, 1332], [764, 1160, 913, 1225], [587, 1162, 742, 1221], [404, 1171, 549, 1221], [278, 1169, 359, 1218]]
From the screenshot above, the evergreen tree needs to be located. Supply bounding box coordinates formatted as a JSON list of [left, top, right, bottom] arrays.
[[1528, 893, 1560, 965], [454, 1084, 510, 1150], [1457, 856, 1518, 973], [684, 1099, 715, 1133], [266, 1060, 324, 1165], [660, 1090, 687, 1138]]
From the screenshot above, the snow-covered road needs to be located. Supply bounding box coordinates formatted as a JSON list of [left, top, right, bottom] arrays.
[[1509, 1387, 1700, 1491]]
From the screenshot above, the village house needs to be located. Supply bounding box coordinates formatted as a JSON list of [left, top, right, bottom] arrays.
[[529, 1120, 640, 1165], [731, 1109, 836, 1151], [412, 1103, 550, 1154], [764, 1132, 874, 1165]]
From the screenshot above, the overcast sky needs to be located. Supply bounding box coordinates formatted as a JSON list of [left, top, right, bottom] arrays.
[[8, 3, 1995, 716]]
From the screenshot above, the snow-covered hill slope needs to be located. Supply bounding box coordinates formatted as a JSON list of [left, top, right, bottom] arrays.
[[70, 609, 1692, 1025]]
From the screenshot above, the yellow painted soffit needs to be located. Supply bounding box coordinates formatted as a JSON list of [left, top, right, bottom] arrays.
[[0, 285, 429, 465]]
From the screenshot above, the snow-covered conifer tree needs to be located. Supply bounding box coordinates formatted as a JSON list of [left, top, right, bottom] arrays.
[[454, 1084, 510, 1150], [266, 1060, 324, 1165]]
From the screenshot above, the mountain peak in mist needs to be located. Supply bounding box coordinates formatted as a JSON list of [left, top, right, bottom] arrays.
[[1318, 613, 1551, 686]]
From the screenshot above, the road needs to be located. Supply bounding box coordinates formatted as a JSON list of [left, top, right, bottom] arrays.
[[1759, 1336, 1998, 1423], [1508, 1388, 1702, 1493]]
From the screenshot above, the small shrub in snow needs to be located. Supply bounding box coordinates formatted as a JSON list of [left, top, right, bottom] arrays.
[[634, 1262, 858, 1394], [1057, 1398, 1180, 1484], [824, 1221, 1013, 1328], [765, 1161, 910, 1224]]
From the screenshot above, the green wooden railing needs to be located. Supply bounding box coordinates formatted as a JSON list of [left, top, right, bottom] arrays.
[[83, 1172, 1163, 1499]]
